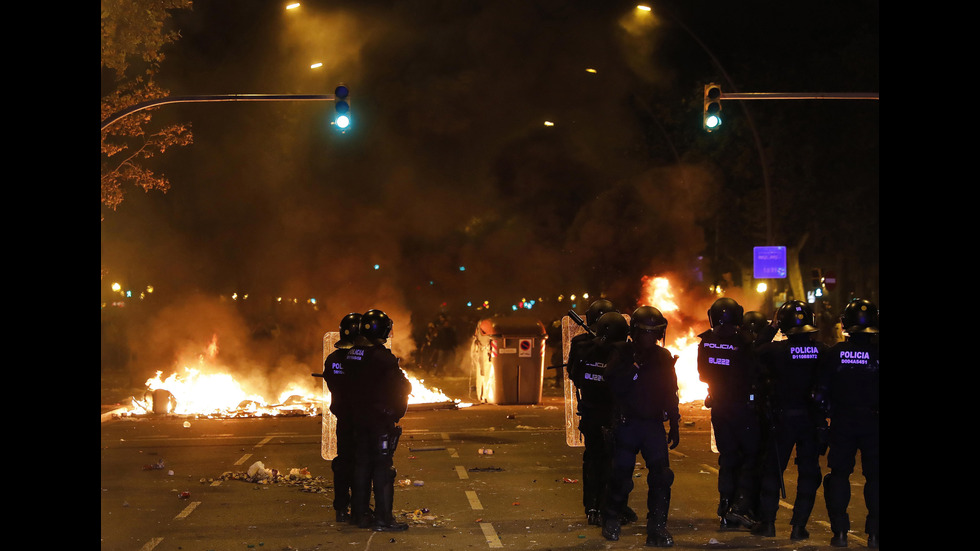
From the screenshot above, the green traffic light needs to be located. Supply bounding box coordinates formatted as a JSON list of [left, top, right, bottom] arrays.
[[703, 83, 722, 132], [334, 84, 351, 130]]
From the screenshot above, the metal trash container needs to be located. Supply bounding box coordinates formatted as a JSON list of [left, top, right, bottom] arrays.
[[470, 315, 547, 405]]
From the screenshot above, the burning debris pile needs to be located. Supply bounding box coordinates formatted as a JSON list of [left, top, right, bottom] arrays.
[[127, 368, 320, 418], [117, 329, 466, 418]]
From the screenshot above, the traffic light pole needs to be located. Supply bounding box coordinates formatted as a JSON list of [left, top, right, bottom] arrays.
[[101, 93, 342, 131], [719, 92, 879, 101]]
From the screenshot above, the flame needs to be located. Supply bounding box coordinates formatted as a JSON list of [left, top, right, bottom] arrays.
[[126, 334, 466, 417], [405, 371, 472, 408], [132, 368, 319, 417], [640, 275, 708, 403], [128, 334, 320, 417]]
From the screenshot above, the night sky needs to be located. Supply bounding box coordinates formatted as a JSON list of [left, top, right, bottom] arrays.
[[101, 0, 878, 378]]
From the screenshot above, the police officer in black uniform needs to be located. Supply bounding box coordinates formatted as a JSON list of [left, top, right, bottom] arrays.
[[567, 299, 616, 379], [814, 299, 879, 548], [697, 297, 762, 530], [344, 309, 413, 532], [751, 301, 826, 539], [568, 311, 627, 526], [322, 312, 362, 523], [742, 311, 769, 342], [602, 306, 680, 547]]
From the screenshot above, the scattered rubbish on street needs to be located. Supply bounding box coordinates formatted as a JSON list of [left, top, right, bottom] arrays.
[[468, 466, 504, 472], [562, 477, 579, 483], [218, 463, 331, 494], [142, 459, 165, 471], [478, 448, 494, 455]]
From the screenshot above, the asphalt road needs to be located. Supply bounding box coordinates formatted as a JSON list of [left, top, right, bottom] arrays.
[[101, 377, 870, 551]]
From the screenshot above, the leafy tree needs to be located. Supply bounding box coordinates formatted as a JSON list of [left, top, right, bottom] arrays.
[[101, 0, 193, 212]]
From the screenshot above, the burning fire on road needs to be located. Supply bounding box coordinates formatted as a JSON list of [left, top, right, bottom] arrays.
[[639, 275, 710, 403], [122, 334, 465, 418]]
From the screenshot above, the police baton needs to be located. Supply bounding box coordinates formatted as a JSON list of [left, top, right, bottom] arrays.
[[766, 406, 787, 499], [568, 310, 596, 337]]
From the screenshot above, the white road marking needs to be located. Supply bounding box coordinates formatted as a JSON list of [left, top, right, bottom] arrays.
[[480, 522, 503, 548], [175, 501, 201, 520], [466, 490, 483, 510]]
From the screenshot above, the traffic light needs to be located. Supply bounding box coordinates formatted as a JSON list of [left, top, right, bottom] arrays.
[[334, 84, 351, 130], [703, 83, 722, 132], [810, 268, 823, 290]]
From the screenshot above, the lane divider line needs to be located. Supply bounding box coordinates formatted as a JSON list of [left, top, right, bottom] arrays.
[[479, 522, 503, 548], [455, 465, 469, 479], [465, 490, 483, 510], [256, 436, 273, 447], [235, 454, 252, 465], [138, 537, 163, 551], [175, 501, 201, 520]]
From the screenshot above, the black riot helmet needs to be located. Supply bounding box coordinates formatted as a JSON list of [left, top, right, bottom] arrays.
[[595, 312, 629, 343], [775, 301, 817, 335], [585, 299, 617, 327], [356, 309, 393, 346], [742, 311, 768, 337], [708, 297, 743, 329], [336, 312, 362, 348], [841, 298, 879, 334], [631, 306, 668, 340]]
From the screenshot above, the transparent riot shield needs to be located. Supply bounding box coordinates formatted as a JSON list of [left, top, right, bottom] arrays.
[[320, 329, 395, 461], [562, 316, 585, 447], [321, 332, 339, 460]]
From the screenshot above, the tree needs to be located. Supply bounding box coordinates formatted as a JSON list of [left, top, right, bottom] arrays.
[[101, 0, 193, 212]]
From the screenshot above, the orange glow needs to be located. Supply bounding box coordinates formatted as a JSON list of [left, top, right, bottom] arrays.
[[640, 275, 708, 403]]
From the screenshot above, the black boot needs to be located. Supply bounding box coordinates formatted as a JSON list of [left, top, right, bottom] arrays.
[[831, 531, 848, 547], [586, 509, 601, 526], [335, 509, 351, 523], [601, 518, 620, 541], [750, 521, 775, 537], [724, 504, 756, 529], [372, 478, 408, 532], [717, 498, 734, 529], [646, 526, 674, 547], [621, 505, 639, 524], [356, 510, 375, 528], [867, 533, 878, 549], [790, 524, 810, 540]]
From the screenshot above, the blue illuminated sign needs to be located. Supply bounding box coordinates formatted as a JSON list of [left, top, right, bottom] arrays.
[[753, 246, 787, 279]]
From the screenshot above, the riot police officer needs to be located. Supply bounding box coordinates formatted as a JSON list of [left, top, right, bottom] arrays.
[[602, 306, 680, 547], [751, 301, 826, 539], [815, 299, 879, 548], [567, 299, 617, 376], [322, 312, 362, 523], [697, 297, 762, 529], [344, 309, 413, 532], [568, 311, 627, 526], [742, 311, 768, 342]]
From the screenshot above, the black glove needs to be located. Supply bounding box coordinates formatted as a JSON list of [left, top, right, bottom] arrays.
[[704, 394, 713, 409], [667, 418, 680, 450], [816, 420, 830, 456]]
